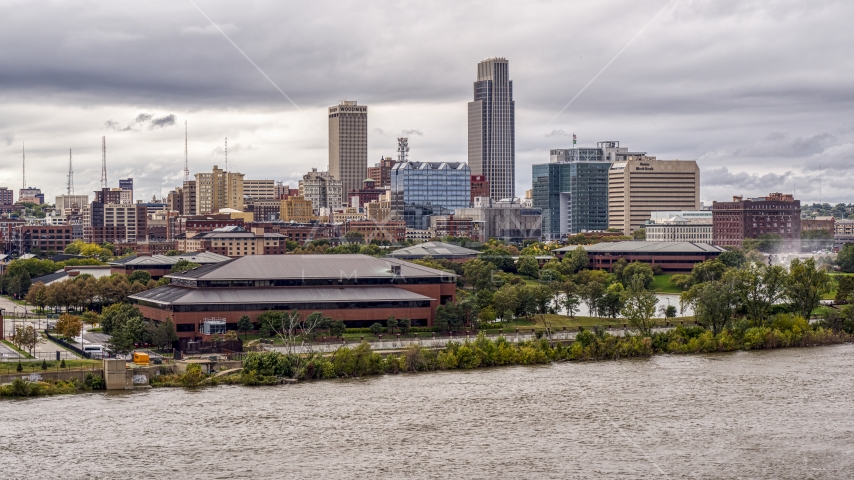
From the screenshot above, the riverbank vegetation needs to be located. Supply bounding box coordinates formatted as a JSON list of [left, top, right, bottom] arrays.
[[0, 372, 104, 398]]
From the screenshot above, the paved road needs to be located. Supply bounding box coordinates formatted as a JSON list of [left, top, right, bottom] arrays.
[[0, 341, 22, 360]]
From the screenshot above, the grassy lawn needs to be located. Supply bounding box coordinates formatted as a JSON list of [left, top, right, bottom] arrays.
[[650, 274, 683, 294], [0, 359, 101, 375], [1, 340, 31, 358]]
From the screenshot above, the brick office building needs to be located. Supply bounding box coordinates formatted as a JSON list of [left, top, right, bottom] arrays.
[[176, 226, 287, 257], [712, 193, 801, 250], [555, 241, 726, 274], [129, 255, 457, 347], [20, 225, 74, 253], [470, 175, 490, 204]]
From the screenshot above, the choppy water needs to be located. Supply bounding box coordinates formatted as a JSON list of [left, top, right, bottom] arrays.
[[2, 345, 853, 479]]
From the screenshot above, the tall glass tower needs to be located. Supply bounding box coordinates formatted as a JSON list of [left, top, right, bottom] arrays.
[[468, 58, 515, 200]]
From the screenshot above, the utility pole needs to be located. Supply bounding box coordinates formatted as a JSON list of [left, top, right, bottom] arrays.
[[183, 121, 189, 183], [101, 136, 108, 189]]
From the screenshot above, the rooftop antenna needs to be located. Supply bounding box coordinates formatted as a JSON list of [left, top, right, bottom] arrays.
[[22, 143, 25, 189], [67, 149, 74, 195], [224, 137, 228, 172], [397, 137, 410, 163], [819, 163, 822, 204], [183, 121, 189, 183], [101, 136, 108, 189]]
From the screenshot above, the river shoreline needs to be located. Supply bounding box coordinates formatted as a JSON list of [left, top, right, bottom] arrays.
[[4, 322, 851, 398]]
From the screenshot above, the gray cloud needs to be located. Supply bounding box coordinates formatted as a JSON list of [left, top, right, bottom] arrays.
[[1, 0, 853, 203], [150, 114, 176, 129], [105, 112, 175, 132], [401, 129, 423, 137]]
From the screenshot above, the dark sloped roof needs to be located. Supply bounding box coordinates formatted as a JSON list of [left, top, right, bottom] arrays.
[[387, 241, 479, 259], [109, 252, 231, 267], [554, 241, 726, 254], [32, 271, 69, 284], [130, 285, 432, 305], [166, 254, 454, 281]]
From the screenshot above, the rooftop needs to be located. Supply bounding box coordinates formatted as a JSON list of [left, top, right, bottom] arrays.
[[166, 254, 455, 281], [387, 241, 480, 259], [130, 285, 432, 306], [555, 241, 726, 254], [110, 252, 231, 267]]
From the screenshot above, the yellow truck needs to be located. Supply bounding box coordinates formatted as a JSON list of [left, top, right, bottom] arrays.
[[132, 352, 150, 366]]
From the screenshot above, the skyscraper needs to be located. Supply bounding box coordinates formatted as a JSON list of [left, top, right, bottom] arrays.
[[468, 57, 515, 200], [329, 100, 368, 205]]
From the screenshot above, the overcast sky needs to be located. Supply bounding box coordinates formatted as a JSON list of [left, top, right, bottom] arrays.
[[1, 0, 852, 205]]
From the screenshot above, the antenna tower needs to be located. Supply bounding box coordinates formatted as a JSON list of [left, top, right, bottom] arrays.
[[101, 136, 108, 189], [397, 137, 410, 163], [224, 137, 228, 172], [22, 143, 25, 189], [67, 149, 74, 195], [183, 121, 189, 182]]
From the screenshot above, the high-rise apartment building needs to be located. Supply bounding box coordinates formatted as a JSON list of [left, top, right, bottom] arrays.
[[468, 57, 515, 200], [0, 187, 13, 205], [608, 157, 700, 236], [329, 100, 368, 202], [167, 188, 184, 213], [299, 169, 342, 214], [182, 180, 197, 216], [83, 202, 147, 243], [195, 165, 244, 214]]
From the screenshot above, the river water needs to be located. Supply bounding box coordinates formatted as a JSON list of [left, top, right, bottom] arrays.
[[2, 345, 853, 479]]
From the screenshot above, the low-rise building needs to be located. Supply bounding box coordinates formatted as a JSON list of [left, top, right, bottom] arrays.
[[387, 241, 479, 261], [280, 196, 317, 223], [430, 214, 478, 240], [555, 241, 726, 273], [176, 226, 287, 258], [129, 255, 458, 347], [645, 216, 713, 244], [342, 220, 406, 244], [109, 251, 231, 279], [454, 197, 542, 243]]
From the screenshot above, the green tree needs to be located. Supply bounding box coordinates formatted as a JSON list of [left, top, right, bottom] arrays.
[[344, 231, 365, 243], [462, 259, 494, 290], [838, 243, 854, 273], [329, 319, 347, 336], [386, 316, 398, 334], [691, 259, 727, 284], [632, 228, 646, 240], [398, 318, 411, 335], [717, 249, 747, 268], [620, 277, 658, 335], [684, 278, 738, 335], [369, 322, 383, 336], [562, 247, 589, 275], [620, 262, 654, 289], [598, 283, 625, 318], [492, 285, 519, 321], [786, 258, 831, 320], [517, 256, 540, 279], [148, 319, 178, 351], [561, 281, 581, 317], [835, 276, 854, 303], [580, 281, 605, 317], [237, 315, 253, 338], [664, 305, 677, 320], [100, 303, 144, 335], [726, 264, 786, 326], [127, 270, 152, 284]]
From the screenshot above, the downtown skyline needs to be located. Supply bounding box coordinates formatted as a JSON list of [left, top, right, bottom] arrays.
[[0, 0, 852, 205]]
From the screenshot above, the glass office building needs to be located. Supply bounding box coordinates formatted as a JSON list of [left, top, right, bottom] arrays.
[[390, 162, 471, 229], [532, 148, 610, 240]]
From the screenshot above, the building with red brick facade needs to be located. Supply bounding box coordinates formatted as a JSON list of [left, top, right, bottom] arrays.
[[470, 175, 490, 204], [176, 226, 287, 257], [110, 251, 230, 279], [555, 241, 726, 273], [129, 255, 457, 347], [712, 193, 801, 250]]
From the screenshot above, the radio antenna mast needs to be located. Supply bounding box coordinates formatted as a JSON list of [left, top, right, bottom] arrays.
[[183, 121, 189, 182], [224, 137, 228, 172], [22, 143, 25, 189], [101, 136, 108, 189], [67, 149, 74, 195]]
